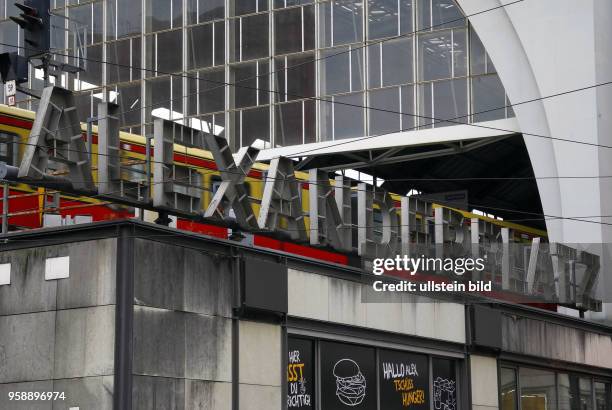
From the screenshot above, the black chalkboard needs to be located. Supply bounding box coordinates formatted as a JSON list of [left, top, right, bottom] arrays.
[[320, 341, 377, 410], [432, 358, 457, 410], [379, 349, 429, 410], [287, 337, 315, 409]]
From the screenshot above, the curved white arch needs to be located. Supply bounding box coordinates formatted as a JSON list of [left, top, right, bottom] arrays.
[[457, 0, 565, 240], [458, 0, 612, 321]]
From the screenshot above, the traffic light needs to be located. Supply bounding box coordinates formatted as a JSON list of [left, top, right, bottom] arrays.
[[0, 52, 29, 84], [10, 1, 51, 59]]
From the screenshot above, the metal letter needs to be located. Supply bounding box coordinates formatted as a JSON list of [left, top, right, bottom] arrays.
[[525, 237, 541, 294], [19, 86, 95, 191], [334, 175, 352, 250], [153, 119, 203, 213], [357, 183, 399, 258], [309, 169, 347, 250], [258, 157, 307, 242], [203, 133, 259, 230]]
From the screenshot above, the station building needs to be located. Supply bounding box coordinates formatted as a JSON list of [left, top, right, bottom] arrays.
[[0, 220, 610, 410], [0, 0, 611, 409], [1, 0, 610, 318]]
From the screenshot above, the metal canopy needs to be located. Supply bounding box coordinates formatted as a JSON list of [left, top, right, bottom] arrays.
[[257, 117, 544, 230], [257, 118, 520, 162], [374, 135, 544, 229]]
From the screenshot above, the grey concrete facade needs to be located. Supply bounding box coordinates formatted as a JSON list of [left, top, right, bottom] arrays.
[[0, 238, 117, 410], [0, 220, 610, 410]]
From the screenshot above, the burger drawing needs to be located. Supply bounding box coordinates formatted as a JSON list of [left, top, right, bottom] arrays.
[[333, 359, 367, 406]]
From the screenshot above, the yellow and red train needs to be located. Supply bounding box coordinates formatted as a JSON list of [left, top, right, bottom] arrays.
[[0, 104, 546, 264]]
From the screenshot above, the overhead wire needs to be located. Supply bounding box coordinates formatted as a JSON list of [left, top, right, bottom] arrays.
[[2, 1, 525, 128], [0, 0, 607, 152], [0, 0, 611, 231]]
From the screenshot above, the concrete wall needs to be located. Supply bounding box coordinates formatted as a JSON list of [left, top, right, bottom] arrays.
[[501, 313, 612, 369], [131, 239, 235, 409], [470, 355, 499, 410], [287, 268, 466, 344], [239, 321, 282, 410], [0, 239, 117, 410]]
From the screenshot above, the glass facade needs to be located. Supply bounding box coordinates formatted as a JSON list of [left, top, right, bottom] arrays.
[[501, 365, 612, 410], [0, 0, 513, 150]]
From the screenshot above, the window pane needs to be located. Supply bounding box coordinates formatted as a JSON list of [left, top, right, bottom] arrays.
[[419, 31, 452, 81], [115, 82, 142, 127], [214, 22, 225, 65], [239, 106, 270, 147], [146, 0, 182, 32], [157, 30, 183, 74], [199, 69, 225, 114], [432, 358, 458, 410], [472, 74, 506, 122], [558, 373, 572, 410], [233, 0, 268, 16], [334, 92, 364, 139], [368, 0, 413, 40], [580, 378, 594, 410], [50, 9, 66, 50], [68, 3, 103, 46], [0, 20, 19, 55], [233, 63, 257, 108], [401, 85, 416, 130], [321, 47, 350, 95], [275, 53, 315, 102], [274, 0, 314, 8], [368, 43, 382, 89], [501, 368, 517, 410], [470, 28, 496, 75], [595, 382, 611, 410], [108, 0, 142, 39], [187, 0, 224, 24], [419, 78, 467, 128], [80, 44, 102, 87], [107, 37, 141, 84], [519, 367, 558, 410], [275, 101, 312, 146], [187, 23, 213, 70], [147, 0, 170, 31], [275, 102, 303, 146], [369, 87, 400, 135], [418, 0, 465, 30], [275, 7, 303, 55], [320, 0, 363, 47], [232, 61, 269, 108], [382, 37, 413, 86], [303, 5, 315, 50], [453, 28, 467, 77], [232, 14, 269, 61], [147, 76, 171, 116]]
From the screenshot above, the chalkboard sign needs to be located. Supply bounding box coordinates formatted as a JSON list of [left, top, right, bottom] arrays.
[[320, 341, 377, 410], [432, 358, 457, 410], [287, 337, 315, 409], [379, 350, 429, 410]]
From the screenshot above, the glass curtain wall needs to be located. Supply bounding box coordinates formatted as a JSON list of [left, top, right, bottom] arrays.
[[501, 365, 612, 410], [0, 0, 514, 150]]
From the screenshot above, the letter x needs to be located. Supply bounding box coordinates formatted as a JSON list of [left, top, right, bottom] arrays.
[[203, 134, 259, 230]]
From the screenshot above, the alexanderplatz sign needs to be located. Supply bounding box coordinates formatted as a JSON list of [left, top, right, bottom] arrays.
[[5, 86, 602, 311]]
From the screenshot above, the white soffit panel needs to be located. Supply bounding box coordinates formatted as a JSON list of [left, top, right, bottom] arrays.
[[45, 256, 70, 280]]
